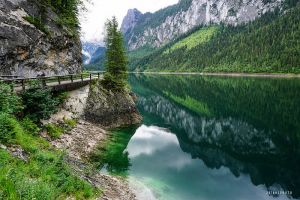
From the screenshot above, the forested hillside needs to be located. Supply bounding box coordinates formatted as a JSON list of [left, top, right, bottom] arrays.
[[129, 4, 300, 73]]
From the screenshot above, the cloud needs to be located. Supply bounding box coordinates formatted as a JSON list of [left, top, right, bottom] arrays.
[[79, 0, 178, 42]]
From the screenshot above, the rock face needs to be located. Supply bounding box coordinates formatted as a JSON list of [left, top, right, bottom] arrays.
[[0, 0, 82, 77], [85, 81, 142, 128], [121, 8, 142, 34], [123, 0, 283, 50]]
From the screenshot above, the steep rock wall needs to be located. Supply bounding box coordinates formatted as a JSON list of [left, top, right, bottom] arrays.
[[0, 0, 82, 77]]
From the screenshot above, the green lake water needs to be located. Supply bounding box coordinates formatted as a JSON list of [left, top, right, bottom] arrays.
[[100, 74, 300, 200]]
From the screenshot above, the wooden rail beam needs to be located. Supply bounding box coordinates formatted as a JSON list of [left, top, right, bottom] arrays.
[[1, 72, 104, 92]]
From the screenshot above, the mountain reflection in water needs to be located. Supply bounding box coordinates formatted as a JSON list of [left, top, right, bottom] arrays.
[[103, 74, 300, 200]]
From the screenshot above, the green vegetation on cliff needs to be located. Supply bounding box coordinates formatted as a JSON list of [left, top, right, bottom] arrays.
[[164, 26, 218, 53], [130, 6, 300, 73], [24, 0, 81, 36]]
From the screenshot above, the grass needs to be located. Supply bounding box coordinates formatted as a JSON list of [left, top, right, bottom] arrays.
[[0, 76, 99, 199], [63, 118, 77, 129], [164, 26, 218, 54], [45, 124, 65, 139], [0, 116, 99, 199]]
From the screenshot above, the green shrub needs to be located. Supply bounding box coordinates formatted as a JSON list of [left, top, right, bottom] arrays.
[[63, 118, 77, 129], [0, 82, 23, 114], [0, 113, 22, 144], [21, 117, 40, 135], [21, 87, 59, 122], [55, 92, 69, 105], [45, 124, 64, 139]]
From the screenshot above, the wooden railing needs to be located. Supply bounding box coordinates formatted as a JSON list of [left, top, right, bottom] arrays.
[[0, 72, 104, 91]]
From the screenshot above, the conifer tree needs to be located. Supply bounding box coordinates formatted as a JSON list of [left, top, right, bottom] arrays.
[[102, 16, 128, 90]]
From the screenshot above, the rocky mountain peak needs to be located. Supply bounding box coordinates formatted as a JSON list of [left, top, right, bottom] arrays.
[[121, 8, 142, 34], [124, 0, 283, 51]]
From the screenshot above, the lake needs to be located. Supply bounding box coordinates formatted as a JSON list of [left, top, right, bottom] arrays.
[[99, 74, 300, 200]]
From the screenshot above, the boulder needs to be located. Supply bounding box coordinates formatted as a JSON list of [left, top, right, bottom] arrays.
[[84, 80, 142, 129]]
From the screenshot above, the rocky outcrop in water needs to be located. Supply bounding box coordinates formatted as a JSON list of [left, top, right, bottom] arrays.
[[123, 0, 283, 50], [85, 81, 142, 128], [0, 0, 82, 77]]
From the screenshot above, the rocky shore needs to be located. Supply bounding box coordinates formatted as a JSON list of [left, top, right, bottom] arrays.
[[51, 120, 136, 200], [43, 83, 142, 199]]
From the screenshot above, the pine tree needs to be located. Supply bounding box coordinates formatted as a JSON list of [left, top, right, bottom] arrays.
[[102, 16, 128, 90]]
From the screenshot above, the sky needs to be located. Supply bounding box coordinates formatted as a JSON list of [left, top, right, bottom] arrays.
[[79, 0, 178, 43]]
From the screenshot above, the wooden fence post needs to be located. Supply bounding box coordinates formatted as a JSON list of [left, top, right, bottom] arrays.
[[81, 74, 83, 82]]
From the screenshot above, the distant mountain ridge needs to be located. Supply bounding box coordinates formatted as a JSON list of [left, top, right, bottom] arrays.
[[83, 46, 106, 71], [121, 0, 283, 51], [82, 42, 102, 64], [129, 3, 300, 73]]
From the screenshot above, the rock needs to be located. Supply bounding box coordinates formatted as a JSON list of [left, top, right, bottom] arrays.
[[123, 0, 283, 50], [51, 120, 106, 160], [121, 8, 142, 34], [41, 85, 89, 126], [84, 81, 142, 129], [7, 145, 28, 162], [0, 0, 82, 77], [0, 144, 7, 150]]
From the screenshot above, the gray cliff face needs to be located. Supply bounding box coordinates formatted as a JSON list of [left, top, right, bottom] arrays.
[[84, 81, 142, 129], [0, 0, 82, 77], [124, 0, 283, 50], [120, 8, 142, 34]]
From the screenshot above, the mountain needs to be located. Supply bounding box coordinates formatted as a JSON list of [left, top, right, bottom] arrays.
[[0, 0, 82, 77], [90, 46, 106, 64], [122, 0, 283, 51], [83, 46, 106, 71], [81, 42, 102, 64], [130, 3, 300, 73], [121, 8, 142, 34]]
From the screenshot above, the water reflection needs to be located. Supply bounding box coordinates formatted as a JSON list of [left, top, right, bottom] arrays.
[[99, 74, 300, 200], [126, 125, 291, 200]]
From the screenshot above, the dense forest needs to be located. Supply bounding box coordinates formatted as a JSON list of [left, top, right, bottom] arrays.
[[129, 4, 300, 73]]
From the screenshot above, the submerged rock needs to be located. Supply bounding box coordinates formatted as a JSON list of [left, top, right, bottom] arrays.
[[84, 81, 142, 129]]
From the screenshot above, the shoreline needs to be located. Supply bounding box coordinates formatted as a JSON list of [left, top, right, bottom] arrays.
[[129, 71, 300, 78], [45, 86, 137, 200]]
